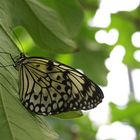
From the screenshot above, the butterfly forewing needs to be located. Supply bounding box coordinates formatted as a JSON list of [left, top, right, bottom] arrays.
[[17, 56, 104, 115]]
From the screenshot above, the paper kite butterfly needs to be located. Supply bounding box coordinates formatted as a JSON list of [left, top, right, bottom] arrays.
[[5, 53, 104, 115]]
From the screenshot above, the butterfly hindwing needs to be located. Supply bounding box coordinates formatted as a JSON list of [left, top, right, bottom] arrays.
[[18, 56, 103, 115]]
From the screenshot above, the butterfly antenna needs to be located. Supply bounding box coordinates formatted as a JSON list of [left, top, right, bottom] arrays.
[[0, 64, 13, 67], [0, 51, 15, 63]]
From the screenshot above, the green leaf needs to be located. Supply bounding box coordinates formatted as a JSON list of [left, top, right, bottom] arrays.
[[110, 101, 140, 129], [0, 0, 80, 53], [0, 25, 58, 140], [39, 0, 84, 37], [53, 111, 83, 119]]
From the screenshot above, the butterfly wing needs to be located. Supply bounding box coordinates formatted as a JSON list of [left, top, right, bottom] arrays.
[[19, 57, 104, 115]]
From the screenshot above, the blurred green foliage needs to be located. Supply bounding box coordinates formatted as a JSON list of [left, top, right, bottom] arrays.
[[47, 115, 97, 140], [0, 0, 140, 139]]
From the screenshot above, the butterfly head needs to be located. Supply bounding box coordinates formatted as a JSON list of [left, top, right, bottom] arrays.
[[15, 53, 26, 70]]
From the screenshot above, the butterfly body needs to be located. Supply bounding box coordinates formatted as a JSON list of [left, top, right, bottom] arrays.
[[15, 53, 104, 115]]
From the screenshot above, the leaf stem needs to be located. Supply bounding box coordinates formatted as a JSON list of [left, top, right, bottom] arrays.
[[127, 66, 135, 100]]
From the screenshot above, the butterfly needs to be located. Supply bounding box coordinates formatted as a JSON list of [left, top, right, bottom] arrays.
[[5, 52, 104, 115]]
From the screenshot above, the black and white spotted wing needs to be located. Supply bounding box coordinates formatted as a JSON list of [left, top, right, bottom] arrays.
[[15, 53, 104, 115]]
